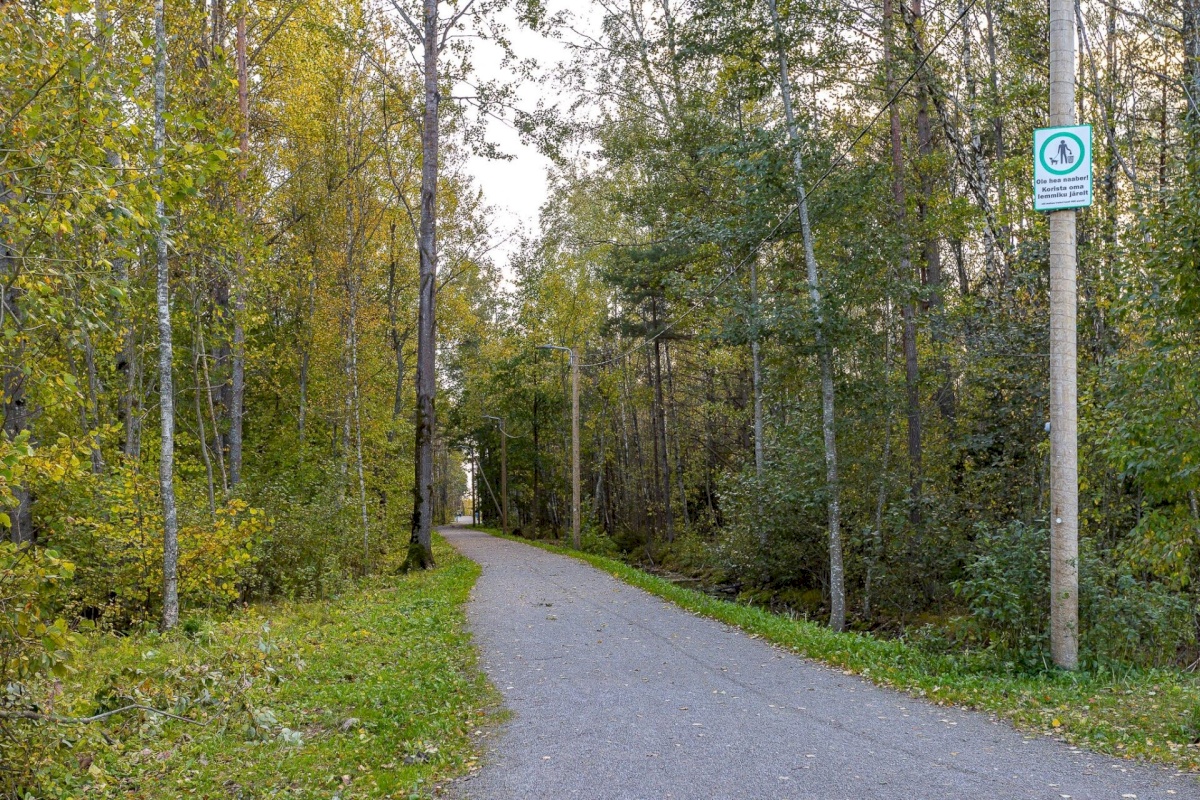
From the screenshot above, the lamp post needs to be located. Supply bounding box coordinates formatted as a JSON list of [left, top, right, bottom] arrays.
[[471, 444, 478, 525], [538, 344, 580, 549], [483, 415, 509, 536]]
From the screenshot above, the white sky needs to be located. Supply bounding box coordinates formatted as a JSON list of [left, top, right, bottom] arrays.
[[461, 3, 599, 273]]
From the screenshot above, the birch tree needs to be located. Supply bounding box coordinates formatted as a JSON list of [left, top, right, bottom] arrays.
[[765, 0, 844, 631], [154, 0, 180, 630]]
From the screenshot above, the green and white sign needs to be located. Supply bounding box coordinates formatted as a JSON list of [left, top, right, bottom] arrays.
[[1033, 124, 1093, 211]]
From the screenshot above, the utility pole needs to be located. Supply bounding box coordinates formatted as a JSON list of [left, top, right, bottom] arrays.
[[484, 415, 509, 535], [539, 344, 580, 548], [1048, 0, 1080, 669]]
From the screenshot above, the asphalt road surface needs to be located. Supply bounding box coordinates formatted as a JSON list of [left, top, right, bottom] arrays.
[[444, 525, 1198, 800]]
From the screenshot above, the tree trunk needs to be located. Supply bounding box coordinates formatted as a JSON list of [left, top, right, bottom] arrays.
[[196, 320, 228, 492], [651, 303, 673, 543], [211, 0, 226, 55], [1186, 0, 1200, 141], [910, 0, 956, 423], [82, 326, 104, 474], [665, 344, 688, 529], [865, 302, 894, 619], [98, 0, 140, 459], [407, 0, 439, 570], [984, 0, 1011, 274], [766, 0, 845, 632], [348, 272, 369, 573], [887, 0, 923, 524], [193, 315, 217, 516], [154, 0, 180, 631], [1, 189, 32, 544], [750, 254, 765, 492], [228, 6, 249, 488]]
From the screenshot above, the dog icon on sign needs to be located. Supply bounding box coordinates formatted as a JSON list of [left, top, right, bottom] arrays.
[[1050, 138, 1074, 166]]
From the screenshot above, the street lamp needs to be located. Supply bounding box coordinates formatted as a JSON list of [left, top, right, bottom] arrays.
[[482, 415, 509, 536], [538, 344, 580, 549]]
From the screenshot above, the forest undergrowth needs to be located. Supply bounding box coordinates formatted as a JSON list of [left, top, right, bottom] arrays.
[[11, 536, 494, 800]]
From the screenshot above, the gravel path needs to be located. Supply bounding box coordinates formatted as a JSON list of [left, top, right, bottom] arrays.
[[444, 525, 1198, 800]]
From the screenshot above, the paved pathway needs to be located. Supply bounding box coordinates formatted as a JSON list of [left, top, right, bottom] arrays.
[[444, 525, 1198, 800]]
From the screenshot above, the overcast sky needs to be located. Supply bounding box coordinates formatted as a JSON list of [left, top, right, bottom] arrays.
[[461, 3, 599, 273]]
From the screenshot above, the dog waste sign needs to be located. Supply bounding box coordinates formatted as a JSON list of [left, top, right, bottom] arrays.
[[1033, 124, 1093, 211]]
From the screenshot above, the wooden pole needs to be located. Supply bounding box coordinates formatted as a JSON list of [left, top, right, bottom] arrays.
[[500, 420, 509, 535], [1049, 0, 1079, 669], [571, 349, 581, 549]]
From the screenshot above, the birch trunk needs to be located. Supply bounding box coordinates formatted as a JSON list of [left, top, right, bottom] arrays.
[[228, 6, 249, 488], [407, 0, 439, 569], [154, 0, 180, 630], [766, 0, 845, 632], [865, 303, 894, 619], [348, 273, 370, 572]]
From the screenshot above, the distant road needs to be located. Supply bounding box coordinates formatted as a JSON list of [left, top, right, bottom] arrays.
[[444, 525, 1197, 800]]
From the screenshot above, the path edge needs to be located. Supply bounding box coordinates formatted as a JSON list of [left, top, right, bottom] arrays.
[[464, 525, 1200, 779]]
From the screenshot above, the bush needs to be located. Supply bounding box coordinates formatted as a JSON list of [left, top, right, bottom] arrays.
[[43, 464, 267, 628], [250, 472, 357, 600], [953, 520, 1050, 661], [955, 520, 1196, 668], [0, 542, 78, 795], [1082, 564, 1194, 668]]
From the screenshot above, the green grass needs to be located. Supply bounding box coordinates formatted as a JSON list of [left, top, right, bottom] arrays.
[[479, 527, 1200, 774], [34, 535, 495, 799]]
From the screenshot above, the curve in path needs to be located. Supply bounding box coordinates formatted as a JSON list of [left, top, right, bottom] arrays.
[[444, 525, 1198, 800]]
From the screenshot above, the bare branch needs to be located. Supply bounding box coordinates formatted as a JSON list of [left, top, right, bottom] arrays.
[[386, 0, 425, 40], [1, 704, 205, 727], [439, 0, 479, 53], [249, 0, 307, 65]]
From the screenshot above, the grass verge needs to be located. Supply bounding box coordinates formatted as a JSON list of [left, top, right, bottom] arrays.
[[477, 526, 1200, 774], [33, 534, 494, 799]]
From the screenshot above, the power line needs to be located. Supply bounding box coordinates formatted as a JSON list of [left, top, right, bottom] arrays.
[[578, 0, 979, 371]]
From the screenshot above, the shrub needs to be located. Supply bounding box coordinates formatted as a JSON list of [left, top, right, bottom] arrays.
[[0, 542, 78, 795], [42, 464, 267, 628], [955, 520, 1196, 668], [953, 520, 1050, 660]]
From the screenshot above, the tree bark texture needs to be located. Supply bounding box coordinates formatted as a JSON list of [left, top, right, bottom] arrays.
[[229, 5, 248, 488], [407, 0, 439, 570], [750, 254, 765, 494], [154, 0, 180, 631], [766, 0, 845, 632]]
